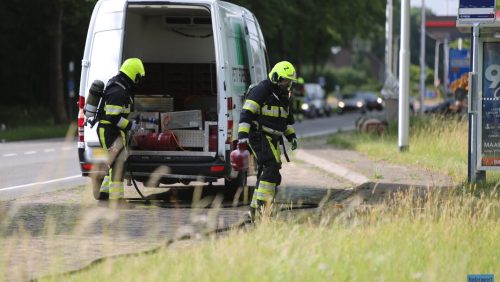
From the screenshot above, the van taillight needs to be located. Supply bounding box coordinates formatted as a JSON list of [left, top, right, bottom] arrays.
[[210, 165, 224, 173], [227, 97, 233, 110], [209, 125, 217, 152], [78, 112, 85, 143], [82, 163, 93, 171], [78, 113, 85, 128], [78, 96, 85, 145]]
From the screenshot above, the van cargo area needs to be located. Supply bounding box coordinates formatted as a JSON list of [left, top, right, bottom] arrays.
[[123, 4, 218, 157], [79, 0, 267, 193]]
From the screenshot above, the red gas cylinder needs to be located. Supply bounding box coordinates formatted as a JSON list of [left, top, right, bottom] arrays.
[[134, 132, 178, 151], [230, 142, 249, 171]]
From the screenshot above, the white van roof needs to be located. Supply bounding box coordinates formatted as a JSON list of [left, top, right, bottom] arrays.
[[128, 0, 217, 4]]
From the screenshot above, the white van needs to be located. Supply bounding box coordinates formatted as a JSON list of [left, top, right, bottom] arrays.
[[76, 0, 268, 198]]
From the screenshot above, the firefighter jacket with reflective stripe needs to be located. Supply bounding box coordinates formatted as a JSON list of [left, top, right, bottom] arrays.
[[100, 73, 134, 131], [238, 79, 296, 141]]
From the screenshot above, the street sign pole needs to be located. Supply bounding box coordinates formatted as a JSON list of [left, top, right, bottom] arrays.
[[468, 24, 486, 183]]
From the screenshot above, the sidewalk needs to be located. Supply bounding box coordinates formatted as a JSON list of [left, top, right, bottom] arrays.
[[291, 136, 456, 204]]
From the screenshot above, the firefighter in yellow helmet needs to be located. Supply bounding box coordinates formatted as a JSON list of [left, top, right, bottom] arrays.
[[237, 61, 298, 221], [97, 58, 145, 206]]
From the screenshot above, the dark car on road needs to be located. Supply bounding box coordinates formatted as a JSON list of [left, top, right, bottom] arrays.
[[338, 91, 384, 114]]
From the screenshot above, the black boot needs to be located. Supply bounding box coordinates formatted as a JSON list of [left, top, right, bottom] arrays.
[[98, 192, 109, 201], [246, 207, 256, 223]]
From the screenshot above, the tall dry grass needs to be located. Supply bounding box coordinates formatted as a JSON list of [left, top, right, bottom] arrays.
[[51, 186, 499, 282], [329, 115, 470, 181]]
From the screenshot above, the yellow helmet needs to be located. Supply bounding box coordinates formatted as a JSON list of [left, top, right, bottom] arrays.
[[268, 61, 297, 83], [120, 58, 145, 84]]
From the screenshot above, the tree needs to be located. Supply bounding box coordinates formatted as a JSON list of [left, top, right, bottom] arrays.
[[229, 0, 386, 77], [0, 0, 96, 125], [47, 0, 67, 124]]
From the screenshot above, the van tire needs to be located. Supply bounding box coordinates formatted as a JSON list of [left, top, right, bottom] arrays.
[[225, 171, 247, 190], [91, 177, 108, 201], [225, 171, 252, 203]]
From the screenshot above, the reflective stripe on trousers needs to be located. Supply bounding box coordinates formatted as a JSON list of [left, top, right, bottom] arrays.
[[100, 168, 124, 199], [266, 135, 281, 163], [109, 181, 124, 200], [250, 180, 277, 208], [100, 175, 110, 193]]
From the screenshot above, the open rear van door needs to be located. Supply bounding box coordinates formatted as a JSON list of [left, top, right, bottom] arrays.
[[82, 0, 126, 145]]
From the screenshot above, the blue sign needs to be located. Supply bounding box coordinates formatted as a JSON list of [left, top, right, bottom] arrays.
[[458, 0, 496, 22], [480, 42, 500, 167], [460, 0, 495, 8], [449, 48, 470, 85], [467, 274, 494, 282]]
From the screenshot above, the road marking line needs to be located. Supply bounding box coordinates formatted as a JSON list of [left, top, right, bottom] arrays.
[[0, 175, 82, 191], [43, 149, 56, 153], [24, 151, 37, 155], [3, 153, 17, 157]]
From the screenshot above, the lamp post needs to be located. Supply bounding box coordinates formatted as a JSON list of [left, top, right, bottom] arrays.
[[419, 0, 426, 115], [398, 0, 410, 151]]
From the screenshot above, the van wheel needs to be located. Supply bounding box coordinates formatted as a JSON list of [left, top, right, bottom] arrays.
[[91, 176, 108, 201], [225, 171, 251, 204], [225, 171, 247, 190]]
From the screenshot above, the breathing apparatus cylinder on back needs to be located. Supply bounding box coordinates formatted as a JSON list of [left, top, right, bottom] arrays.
[[84, 80, 105, 127]]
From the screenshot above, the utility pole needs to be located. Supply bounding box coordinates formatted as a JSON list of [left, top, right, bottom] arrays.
[[382, 0, 399, 122], [393, 35, 400, 76], [443, 37, 450, 94], [434, 40, 441, 87], [385, 0, 393, 77], [419, 0, 426, 115], [398, 0, 410, 152]]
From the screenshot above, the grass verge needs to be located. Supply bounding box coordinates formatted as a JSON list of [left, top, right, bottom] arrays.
[[328, 115, 478, 183], [0, 124, 74, 142], [49, 188, 499, 282]]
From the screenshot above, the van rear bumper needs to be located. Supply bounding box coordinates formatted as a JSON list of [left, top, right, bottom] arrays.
[[126, 158, 228, 181], [79, 147, 231, 183]]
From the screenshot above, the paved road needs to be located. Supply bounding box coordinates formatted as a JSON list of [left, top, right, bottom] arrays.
[[0, 138, 86, 199], [294, 112, 358, 138]]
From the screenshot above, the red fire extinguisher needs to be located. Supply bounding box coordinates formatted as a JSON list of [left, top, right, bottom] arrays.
[[134, 132, 178, 151], [230, 142, 250, 171]]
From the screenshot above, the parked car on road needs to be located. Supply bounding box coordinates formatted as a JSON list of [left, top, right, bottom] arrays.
[[302, 83, 332, 118], [338, 91, 384, 114]]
